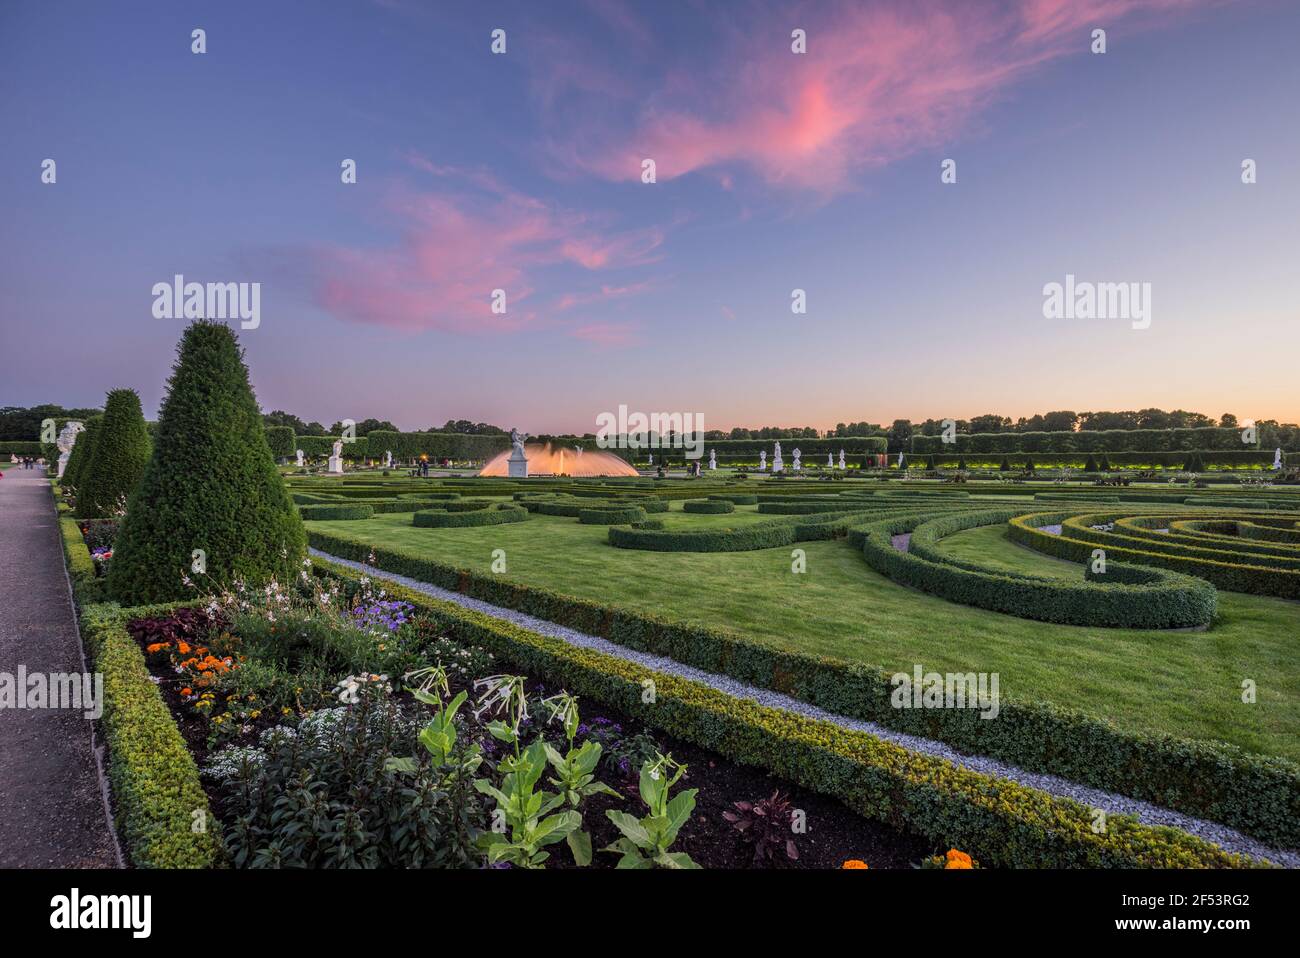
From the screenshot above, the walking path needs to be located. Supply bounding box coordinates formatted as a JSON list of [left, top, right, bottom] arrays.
[[0, 469, 119, 867], [313, 547, 1297, 867]]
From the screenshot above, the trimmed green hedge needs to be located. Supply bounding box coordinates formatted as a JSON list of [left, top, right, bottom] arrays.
[[1009, 512, 1300, 599], [683, 499, 734, 514], [708, 493, 758, 505], [311, 557, 1261, 868], [298, 503, 375, 521], [577, 505, 647, 525], [306, 524, 1298, 847], [80, 602, 221, 868], [854, 509, 1217, 629], [59, 516, 104, 605], [412, 503, 528, 528]]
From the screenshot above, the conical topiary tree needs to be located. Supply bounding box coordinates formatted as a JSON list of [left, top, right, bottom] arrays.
[[76, 390, 151, 519], [61, 414, 102, 494], [1084, 454, 1099, 473], [108, 321, 306, 604]]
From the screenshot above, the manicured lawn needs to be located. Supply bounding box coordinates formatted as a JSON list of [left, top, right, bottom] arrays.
[[307, 505, 1300, 762]]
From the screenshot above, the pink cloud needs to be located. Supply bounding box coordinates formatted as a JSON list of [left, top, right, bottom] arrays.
[[569, 322, 642, 349], [305, 162, 663, 333], [556, 0, 1213, 192]]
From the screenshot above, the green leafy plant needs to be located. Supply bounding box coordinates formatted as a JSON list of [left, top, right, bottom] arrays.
[[471, 675, 581, 868], [540, 692, 619, 865], [603, 753, 699, 869]]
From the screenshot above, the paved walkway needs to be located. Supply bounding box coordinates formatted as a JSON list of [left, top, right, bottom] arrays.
[[0, 469, 119, 867]]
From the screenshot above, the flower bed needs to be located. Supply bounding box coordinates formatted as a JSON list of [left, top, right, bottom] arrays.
[[121, 568, 928, 869]]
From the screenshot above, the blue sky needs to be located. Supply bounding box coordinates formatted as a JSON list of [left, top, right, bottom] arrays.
[[2, 0, 1297, 433]]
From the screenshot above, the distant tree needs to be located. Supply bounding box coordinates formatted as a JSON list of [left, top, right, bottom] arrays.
[[968, 414, 1006, 433], [1218, 413, 1239, 429], [262, 409, 309, 433], [1041, 410, 1078, 432]]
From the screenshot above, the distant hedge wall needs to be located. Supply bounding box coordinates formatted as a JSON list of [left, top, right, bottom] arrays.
[[911, 427, 1254, 455]]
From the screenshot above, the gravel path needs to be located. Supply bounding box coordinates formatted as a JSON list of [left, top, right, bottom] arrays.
[[313, 548, 1296, 867], [0, 470, 119, 867]]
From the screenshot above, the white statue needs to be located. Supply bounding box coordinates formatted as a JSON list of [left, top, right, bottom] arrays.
[[828, 453, 834, 467], [759, 450, 767, 472], [708, 449, 716, 470], [839, 449, 846, 470], [55, 421, 85, 479], [508, 427, 529, 478], [295, 449, 304, 467], [791, 448, 802, 472], [772, 442, 783, 474], [328, 439, 344, 474], [897, 451, 904, 468], [1275, 448, 1284, 470], [383, 450, 392, 468]]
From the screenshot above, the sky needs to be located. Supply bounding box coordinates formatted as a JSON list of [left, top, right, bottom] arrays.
[[1, 0, 1297, 434]]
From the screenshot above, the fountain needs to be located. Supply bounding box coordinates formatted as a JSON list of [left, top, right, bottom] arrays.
[[479, 442, 638, 477]]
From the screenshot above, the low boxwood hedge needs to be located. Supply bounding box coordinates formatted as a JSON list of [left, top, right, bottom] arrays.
[[311, 557, 1262, 868], [1010, 512, 1300, 598], [306, 524, 1299, 847], [630, 519, 665, 530], [856, 509, 1218, 630], [298, 503, 375, 521], [708, 493, 758, 505], [683, 498, 734, 514], [411, 503, 528, 528], [60, 516, 104, 605], [577, 505, 647, 525], [80, 602, 221, 868]]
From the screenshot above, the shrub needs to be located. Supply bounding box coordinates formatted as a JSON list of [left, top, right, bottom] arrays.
[[60, 415, 102, 492], [577, 505, 647, 525], [683, 499, 734, 514], [412, 503, 528, 528], [1084, 454, 1099, 472], [108, 321, 306, 604], [299, 503, 375, 521], [76, 389, 151, 519], [708, 493, 758, 505]]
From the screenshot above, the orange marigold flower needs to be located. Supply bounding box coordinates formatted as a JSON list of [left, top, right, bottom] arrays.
[[945, 859, 973, 869], [180, 687, 193, 697], [146, 643, 166, 653], [841, 859, 869, 869], [177, 642, 191, 655], [945, 849, 972, 866]]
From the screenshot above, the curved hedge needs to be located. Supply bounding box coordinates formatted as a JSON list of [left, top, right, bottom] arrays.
[[412, 503, 528, 528], [299, 503, 375, 521], [630, 519, 665, 530], [708, 493, 758, 505], [577, 505, 647, 525], [855, 509, 1217, 629], [1008, 511, 1300, 599], [305, 526, 1300, 847], [683, 499, 734, 514]]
